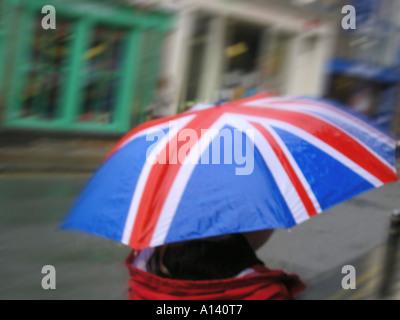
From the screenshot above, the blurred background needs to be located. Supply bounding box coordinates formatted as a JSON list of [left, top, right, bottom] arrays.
[[0, 0, 400, 300]]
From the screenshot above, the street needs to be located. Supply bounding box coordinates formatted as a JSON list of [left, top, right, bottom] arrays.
[[0, 173, 399, 299]]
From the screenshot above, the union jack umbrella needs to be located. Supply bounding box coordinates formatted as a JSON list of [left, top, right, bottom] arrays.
[[63, 94, 399, 250]]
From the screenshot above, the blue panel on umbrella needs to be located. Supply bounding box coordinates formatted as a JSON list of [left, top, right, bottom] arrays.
[[272, 126, 375, 211], [165, 125, 296, 244], [62, 128, 169, 243]]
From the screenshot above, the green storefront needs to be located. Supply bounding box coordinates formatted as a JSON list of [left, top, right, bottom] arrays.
[[0, 0, 173, 134]]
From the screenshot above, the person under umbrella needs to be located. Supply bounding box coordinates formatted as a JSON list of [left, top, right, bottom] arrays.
[[125, 230, 306, 300], [63, 94, 398, 300]]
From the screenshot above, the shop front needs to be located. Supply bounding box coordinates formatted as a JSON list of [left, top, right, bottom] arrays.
[[169, 0, 336, 112], [219, 21, 291, 102], [179, 14, 292, 110], [0, 0, 172, 134]]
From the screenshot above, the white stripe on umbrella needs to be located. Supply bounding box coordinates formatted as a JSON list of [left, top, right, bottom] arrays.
[[121, 115, 195, 245], [243, 118, 310, 225], [225, 115, 311, 224], [250, 118, 322, 214], [149, 116, 230, 247]]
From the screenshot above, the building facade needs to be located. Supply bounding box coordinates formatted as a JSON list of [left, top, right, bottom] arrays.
[[159, 0, 339, 114], [1, 0, 348, 136]]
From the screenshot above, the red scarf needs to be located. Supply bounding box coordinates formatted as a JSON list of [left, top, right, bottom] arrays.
[[125, 251, 306, 300]]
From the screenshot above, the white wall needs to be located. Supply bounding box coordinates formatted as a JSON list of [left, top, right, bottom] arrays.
[[159, 8, 196, 115], [197, 16, 227, 103], [283, 23, 337, 97]]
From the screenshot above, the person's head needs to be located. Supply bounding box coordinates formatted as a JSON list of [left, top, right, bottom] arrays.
[[146, 233, 264, 281]]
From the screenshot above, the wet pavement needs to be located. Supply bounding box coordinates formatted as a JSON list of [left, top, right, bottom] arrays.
[[0, 174, 131, 300], [1, 173, 399, 299]]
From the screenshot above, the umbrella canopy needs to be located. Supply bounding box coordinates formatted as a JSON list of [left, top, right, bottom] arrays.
[[63, 94, 398, 250]]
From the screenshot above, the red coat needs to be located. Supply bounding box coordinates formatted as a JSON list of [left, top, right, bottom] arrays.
[[125, 251, 306, 300]]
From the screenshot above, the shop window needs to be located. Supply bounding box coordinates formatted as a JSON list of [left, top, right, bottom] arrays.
[[265, 33, 291, 95], [225, 23, 262, 73], [181, 14, 212, 108], [78, 26, 128, 125], [220, 21, 265, 101], [20, 18, 73, 121], [185, 39, 207, 103], [130, 29, 165, 125]]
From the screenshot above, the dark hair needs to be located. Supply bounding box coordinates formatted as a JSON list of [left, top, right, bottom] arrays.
[[146, 233, 264, 281]]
